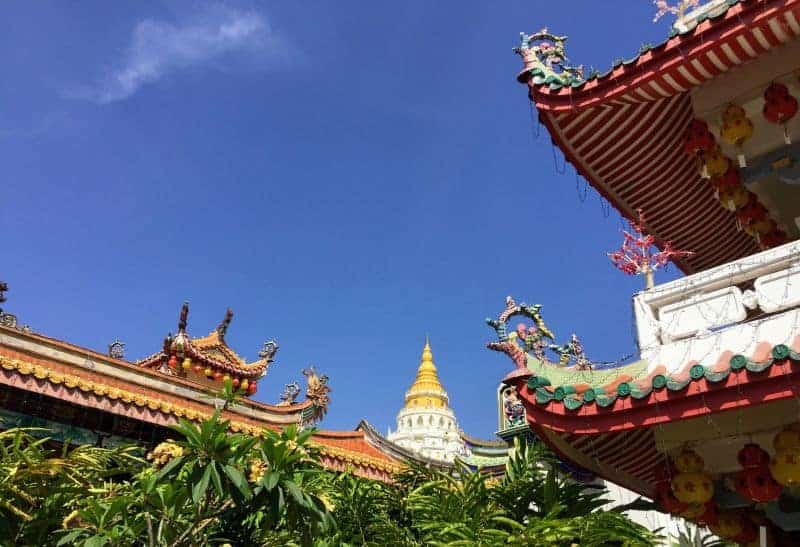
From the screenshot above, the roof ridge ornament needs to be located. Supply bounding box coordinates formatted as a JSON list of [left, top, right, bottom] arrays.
[[178, 302, 189, 333], [486, 296, 593, 371], [216, 308, 233, 339], [513, 28, 584, 87], [258, 339, 279, 362]]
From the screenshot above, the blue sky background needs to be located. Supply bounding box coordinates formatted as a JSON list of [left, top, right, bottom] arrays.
[[2, 1, 682, 436]]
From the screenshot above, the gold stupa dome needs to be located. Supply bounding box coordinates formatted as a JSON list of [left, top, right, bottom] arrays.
[[404, 337, 449, 409]]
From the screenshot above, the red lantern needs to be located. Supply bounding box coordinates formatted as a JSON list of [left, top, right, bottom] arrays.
[[247, 381, 258, 395], [684, 119, 716, 156], [736, 195, 767, 229], [232, 378, 240, 389], [694, 501, 719, 526], [760, 228, 787, 249], [192, 364, 203, 374], [653, 461, 688, 514], [167, 355, 178, 369], [212, 371, 223, 381], [763, 82, 798, 144], [710, 163, 741, 191], [735, 443, 781, 503]]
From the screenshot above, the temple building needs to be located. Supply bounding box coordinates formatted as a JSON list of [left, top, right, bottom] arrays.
[[498, 0, 800, 543], [386, 339, 468, 462], [0, 289, 401, 482]]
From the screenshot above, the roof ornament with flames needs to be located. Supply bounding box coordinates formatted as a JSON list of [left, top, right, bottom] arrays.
[[136, 302, 276, 396], [513, 28, 584, 87], [301, 367, 331, 425], [486, 296, 592, 372], [607, 209, 694, 289]]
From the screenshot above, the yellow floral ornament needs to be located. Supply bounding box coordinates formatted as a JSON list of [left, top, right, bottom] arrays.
[[146, 441, 184, 468]]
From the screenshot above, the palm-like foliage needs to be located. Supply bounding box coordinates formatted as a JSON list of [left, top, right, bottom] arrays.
[[0, 386, 662, 546], [0, 427, 142, 545]]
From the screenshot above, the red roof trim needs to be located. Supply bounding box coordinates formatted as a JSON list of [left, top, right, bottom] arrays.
[[511, 358, 800, 435], [529, 0, 800, 112]]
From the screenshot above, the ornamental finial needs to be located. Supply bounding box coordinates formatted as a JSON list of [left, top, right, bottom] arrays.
[[607, 209, 694, 289], [514, 28, 583, 86], [258, 339, 279, 362], [178, 302, 189, 332], [216, 308, 233, 339]]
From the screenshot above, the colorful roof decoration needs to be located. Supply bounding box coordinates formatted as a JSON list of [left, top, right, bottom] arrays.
[[137, 303, 277, 394], [487, 293, 800, 498], [516, 0, 800, 273]]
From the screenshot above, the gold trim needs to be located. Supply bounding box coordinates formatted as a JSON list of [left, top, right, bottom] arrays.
[[0, 355, 401, 474], [316, 444, 403, 474], [0, 355, 262, 436]]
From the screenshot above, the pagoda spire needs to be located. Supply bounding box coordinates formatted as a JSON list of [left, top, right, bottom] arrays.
[[404, 338, 448, 410]]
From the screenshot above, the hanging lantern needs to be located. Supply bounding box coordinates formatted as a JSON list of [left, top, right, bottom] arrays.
[[247, 381, 258, 396], [748, 218, 777, 241], [212, 371, 223, 381], [223, 374, 231, 385], [710, 510, 758, 543], [192, 364, 203, 374], [653, 461, 688, 514], [710, 163, 741, 191], [684, 119, 716, 156], [671, 450, 714, 505], [203, 367, 213, 378], [167, 355, 178, 369], [703, 147, 730, 179], [181, 358, 192, 372], [763, 82, 798, 144], [717, 184, 749, 211], [232, 377, 240, 389], [720, 103, 754, 167], [737, 197, 767, 231], [770, 424, 800, 487], [736, 443, 781, 503], [240, 379, 249, 392], [680, 500, 718, 525], [760, 228, 787, 250]]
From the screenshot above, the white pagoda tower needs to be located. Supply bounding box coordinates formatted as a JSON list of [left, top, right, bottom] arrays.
[[387, 338, 467, 462]]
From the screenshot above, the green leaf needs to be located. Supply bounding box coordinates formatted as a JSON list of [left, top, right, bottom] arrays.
[[223, 464, 252, 500], [284, 480, 305, 505], [193, 464, 212, 504], [56, 530, 85, 546], [263, 470, 280, 490], [208, 462, 224, 498], [153, 455, 185, 482]]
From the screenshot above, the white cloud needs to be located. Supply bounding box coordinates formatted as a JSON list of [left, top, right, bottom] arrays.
[[77, 6, 289, 103]]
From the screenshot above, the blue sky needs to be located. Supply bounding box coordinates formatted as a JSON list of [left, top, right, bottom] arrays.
[[2, 1, 681, 436]]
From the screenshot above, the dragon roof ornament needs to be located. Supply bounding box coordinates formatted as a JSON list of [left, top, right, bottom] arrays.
[[513, 28, 584, 87], [486, 296, 592, 371]]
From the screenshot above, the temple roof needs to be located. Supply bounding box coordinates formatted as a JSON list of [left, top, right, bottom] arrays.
[[137, 303, 276, 382], [516, 0, 800, 273]]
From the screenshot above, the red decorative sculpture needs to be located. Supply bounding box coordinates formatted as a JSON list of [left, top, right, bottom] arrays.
[[608, 209, 694, 289]]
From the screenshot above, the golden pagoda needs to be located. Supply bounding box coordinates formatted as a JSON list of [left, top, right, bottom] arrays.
[[388, 338, 466, 462], [403, 337, 449, 410]]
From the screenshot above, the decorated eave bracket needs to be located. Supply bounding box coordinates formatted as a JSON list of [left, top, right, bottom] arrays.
[[485, 296, 592, 372], [513, 28, 584, 88]]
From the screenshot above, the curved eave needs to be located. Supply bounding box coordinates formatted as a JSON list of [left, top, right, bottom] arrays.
[[138, 346, 267, 380], [521, 0, 800, 273], [510, 343, 800, 436], [526, 0, 800, 112]]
